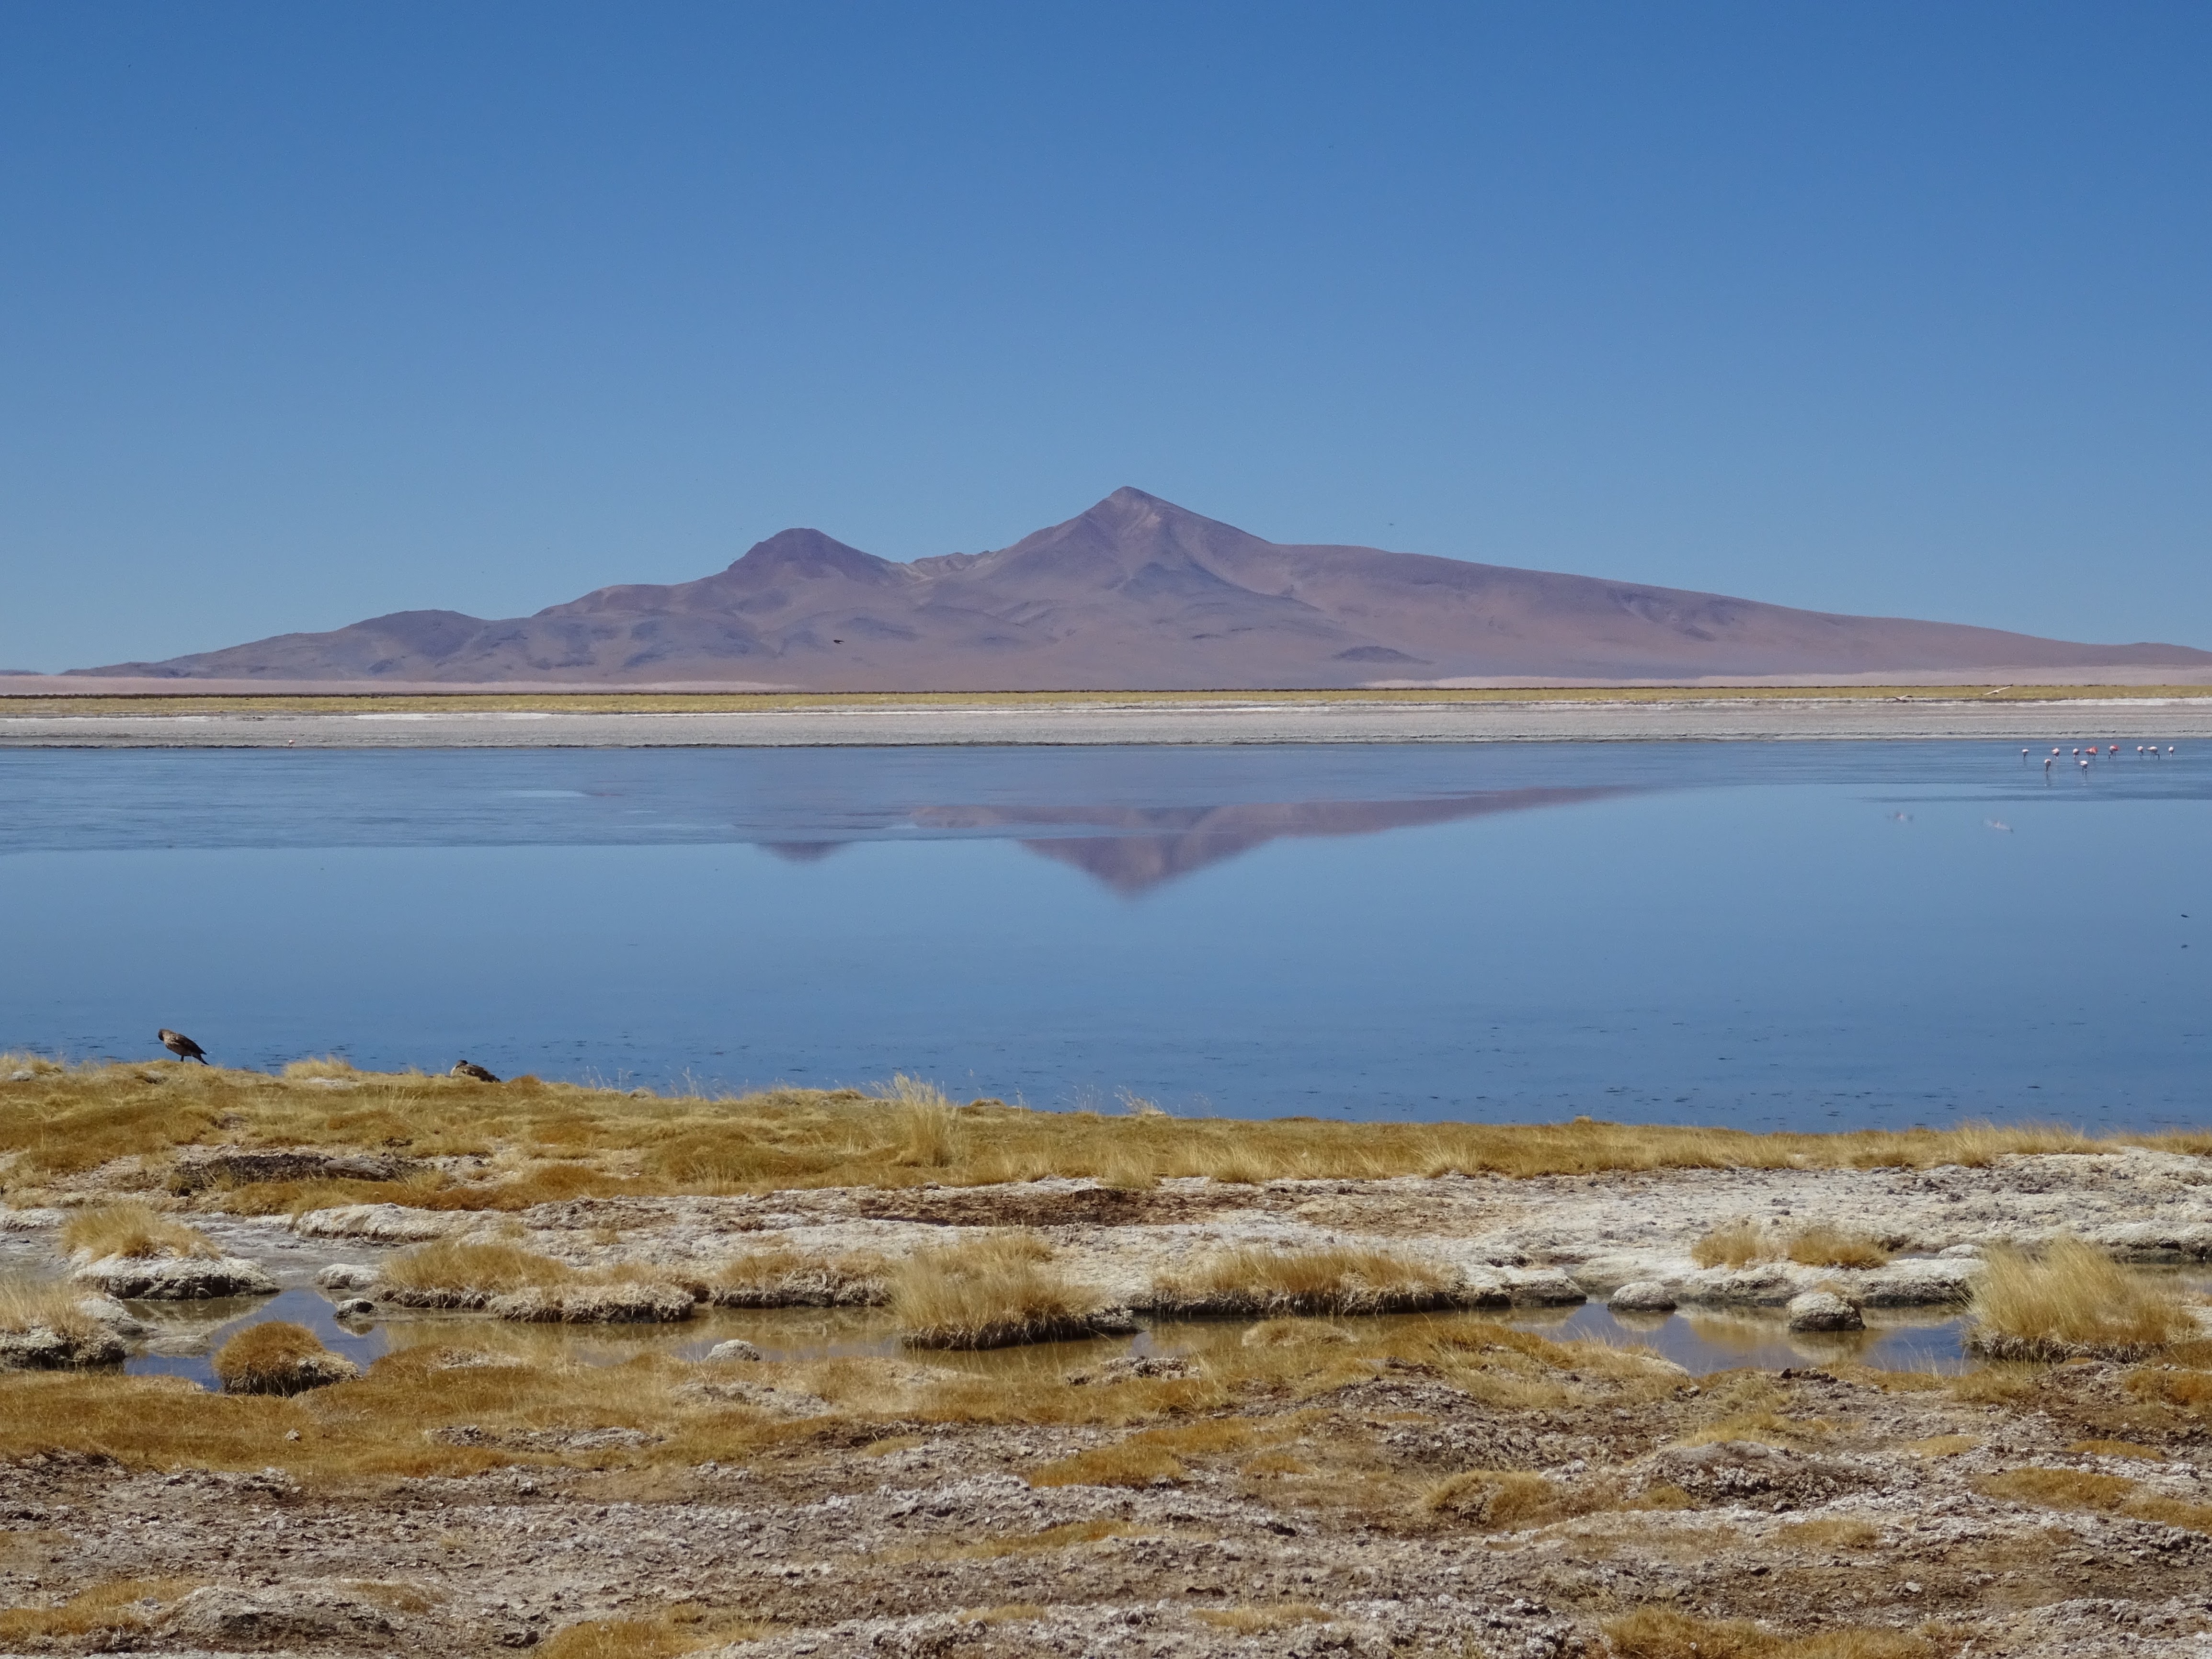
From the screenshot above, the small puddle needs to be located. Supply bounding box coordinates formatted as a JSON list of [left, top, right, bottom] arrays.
[[125, 1287, 389, 1386], [5, 1276, 1985, 1385]]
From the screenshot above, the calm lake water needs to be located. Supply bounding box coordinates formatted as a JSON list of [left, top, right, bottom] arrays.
[[2, 741, 2205, 1130]]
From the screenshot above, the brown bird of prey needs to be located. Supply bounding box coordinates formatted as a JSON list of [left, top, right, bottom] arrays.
[[451, 1060, 500, 1083], [158, 1028, 210, 1065]]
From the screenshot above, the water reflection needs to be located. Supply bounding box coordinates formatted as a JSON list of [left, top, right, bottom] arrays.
[[912, 790, 1639, 893]]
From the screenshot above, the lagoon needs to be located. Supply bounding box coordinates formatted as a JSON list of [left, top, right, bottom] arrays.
[[2, 740, 2205, 1130]]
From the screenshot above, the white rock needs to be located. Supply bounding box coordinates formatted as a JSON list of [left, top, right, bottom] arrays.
[[1856, 1257, 1977, 1306], [1786, 1290, 1864, 1332], [314, 1263, 381, 1290], [1503, 1268, 1586, 1305], [0, 1325, 126, 1369], [706, 1338, 764, 1362], [1609, 1280, 1677, 1313]]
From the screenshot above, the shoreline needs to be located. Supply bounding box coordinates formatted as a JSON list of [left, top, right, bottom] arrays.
[[10, 692, 2212, 747]]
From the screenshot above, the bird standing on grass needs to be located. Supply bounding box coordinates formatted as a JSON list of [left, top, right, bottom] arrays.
[[451, 1060, 500, 1082], [158, 1029, 210, 1065]]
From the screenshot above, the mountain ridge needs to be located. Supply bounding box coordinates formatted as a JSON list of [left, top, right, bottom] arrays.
[[72, 488, 2212, 688]]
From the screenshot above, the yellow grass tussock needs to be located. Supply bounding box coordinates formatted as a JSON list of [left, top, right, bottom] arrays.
[[1974, 1465, 2212, 1534], [1191, 1603, 1331, 1633], [536, 1604, 769, 1659], [1692, 1221, 1895, 1272], [1151, 1245, 1460, 1316], [59, 1202, 219, 1261], [0, 1579, 204, 1645], [211, 1320, 359, 1394], [889, 1233, 1111, 1349], [704, 1246, 889, 1307], [1784, 1226, 1892, 1270], [1603, 1609, 1933, 1659], [1967, 1237, 2200, 1360], [377, 1239, 580, 1306], [1423, 1469, 1576, 1530], [0, 1280, 105, 1345], [1691, 1220, 1767, 1268]]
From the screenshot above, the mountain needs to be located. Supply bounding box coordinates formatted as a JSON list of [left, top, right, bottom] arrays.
[[72, 489, 2212, 688]]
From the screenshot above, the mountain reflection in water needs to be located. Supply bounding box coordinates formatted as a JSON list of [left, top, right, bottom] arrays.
[[906, 789, 1638, 892]]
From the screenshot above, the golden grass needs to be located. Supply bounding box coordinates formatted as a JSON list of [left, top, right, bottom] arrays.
[[1901, 1434, 1979, 1459], [703, 1246, 889, 1307], [1192, 1603, 1331, 1633], [1785, 1226, 1891, 1270], [5, 1061, 2195, 1211], [0, 1579, 203, 1644], [886, 1075, 961, 1167], [1151, 1245, 1460, 1315], [211, 1320, 355, 1394], [2068, 1438, 2165, 1460], [1423, 1469, 1575, 1530], [0, 1280, 103, 1344], [536, 1606, 769, 1659], [1776, 1518, 1882, 1550], [1974, 1465, 2212, 1534], [1603, 1610, 1933, 1659], [58, 1202, 219, 1261], [376, 1239, 692, 1322], [889, 1234, 1107, 1349], [379, 1239, 581, 1305], [1967, 1237, 2201, 1360], [1691, 1220, 1767, 1268]]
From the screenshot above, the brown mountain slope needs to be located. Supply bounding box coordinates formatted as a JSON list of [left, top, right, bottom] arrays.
[[73, 488, 2212, 688]]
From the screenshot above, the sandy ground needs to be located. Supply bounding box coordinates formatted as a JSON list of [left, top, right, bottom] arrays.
[[6, 1152, 2212, 1655], [7, 697, 2212, 748]]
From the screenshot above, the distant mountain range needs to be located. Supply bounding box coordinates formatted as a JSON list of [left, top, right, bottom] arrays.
[[73, 489, 2212, 688]]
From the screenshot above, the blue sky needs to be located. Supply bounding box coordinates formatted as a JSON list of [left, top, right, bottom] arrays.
[[3, 2, 2208, 670]]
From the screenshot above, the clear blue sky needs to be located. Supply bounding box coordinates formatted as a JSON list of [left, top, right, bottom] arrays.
[[3, 2, 2207, 670]]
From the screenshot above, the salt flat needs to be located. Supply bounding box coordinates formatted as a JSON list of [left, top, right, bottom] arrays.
[[10, 695, 2212, 747]]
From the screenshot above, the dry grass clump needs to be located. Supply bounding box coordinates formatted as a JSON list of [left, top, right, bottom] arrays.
[[887, 1075, 961, 1167], [1776, 1518, 1882, 1550], [59, 1202, 219, 1261], [377, 1239, 580, 1307], [1192, 1603, 1331, 1633], [1974, 1465, 2212, 1534], [1603, 1609, 1933, 1659], [0, 1579, 203, 1644], [0, 1281, 105, 1345], [1423, 1469, 1578, 1530], [1967, 1237, 2200, 1360], [1150, 1245, 1461, 1316], [1691, 1220, 1767, 1268], [211, 1320, 358, 1394], [889, 1234, 1110, 1349], [536, 1605, 768, 1659], [1028, 1419, 1256, 1489], [704, 1246, 889, 1307], [281, 1056, 361, 1079], [1785, 1226, 1891, 1270]]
